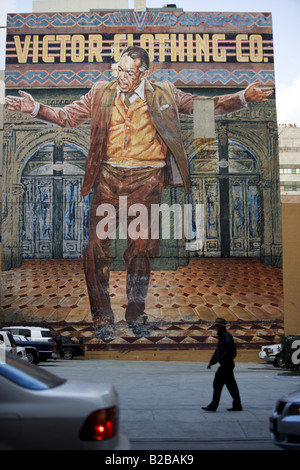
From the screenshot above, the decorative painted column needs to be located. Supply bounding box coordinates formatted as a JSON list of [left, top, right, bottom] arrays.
[[260, 122, 282, 266], [2, 183, 25, 270]]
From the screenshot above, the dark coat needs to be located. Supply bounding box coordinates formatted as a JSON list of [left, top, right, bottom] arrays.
[[210, 327, 237, 367]]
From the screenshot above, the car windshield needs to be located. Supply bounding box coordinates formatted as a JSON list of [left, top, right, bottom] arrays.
[[0, 353, 66, 390]]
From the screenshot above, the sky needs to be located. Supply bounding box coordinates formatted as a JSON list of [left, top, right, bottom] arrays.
[[0, 0, 299, 125]]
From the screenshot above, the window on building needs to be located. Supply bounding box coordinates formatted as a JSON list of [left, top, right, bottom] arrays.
[[280, 168, 300, 174]]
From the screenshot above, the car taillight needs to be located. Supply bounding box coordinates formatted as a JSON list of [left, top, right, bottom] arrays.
[[17, 350, 23, 356], [79, 407, 118, 441]]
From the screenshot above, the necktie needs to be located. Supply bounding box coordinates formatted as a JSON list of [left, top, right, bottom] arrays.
[[124, 92, 135, 108]]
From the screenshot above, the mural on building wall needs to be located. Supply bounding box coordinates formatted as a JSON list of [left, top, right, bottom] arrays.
[[1, 11, 283, 348]]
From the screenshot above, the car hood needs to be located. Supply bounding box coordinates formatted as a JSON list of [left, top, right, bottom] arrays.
[[279, 388, 300, 404]]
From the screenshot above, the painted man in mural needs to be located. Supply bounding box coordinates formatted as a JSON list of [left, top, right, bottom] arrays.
[[6, 46, 273, 340]]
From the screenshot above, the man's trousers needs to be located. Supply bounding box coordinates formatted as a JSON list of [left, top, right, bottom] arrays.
[[83, 163, 164, 326], [211, 363, 242, 409]]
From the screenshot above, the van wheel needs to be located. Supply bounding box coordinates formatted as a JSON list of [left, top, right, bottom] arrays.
[[273, 356, 285, 368], [62, 349, 73, 360], [26, 350, 39, 364]]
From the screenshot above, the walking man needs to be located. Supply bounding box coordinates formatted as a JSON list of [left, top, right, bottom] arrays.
[[202, 317, 243, 411]]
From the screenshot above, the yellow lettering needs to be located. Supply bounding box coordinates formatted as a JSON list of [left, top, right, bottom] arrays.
[[249, 34, 263, 62], [113, 34, 128, 62], [212, 34, 226, 62], [88, 34, 103, 62], [71, 35, 85, 62], [186, 34, 193, 62], [170, 33, 185, 62], [236, 34, 249, 62], [13, 32, 267, 66], [126, 34, 134, 50], [195, 34, 210, 62], [140, 34, 155, 62], [154, 34, 169, 62], [56, 35, 70, 63], [14, 35, 31, 63], [32, 35, 39, 63], [42, 35, 55, 63]]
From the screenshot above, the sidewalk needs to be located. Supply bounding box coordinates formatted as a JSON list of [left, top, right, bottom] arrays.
[[44, 359, 300, 450]]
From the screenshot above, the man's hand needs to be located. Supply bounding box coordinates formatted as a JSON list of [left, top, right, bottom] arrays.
[[244, 80, 274, 103], [5, 90, 35, 114]]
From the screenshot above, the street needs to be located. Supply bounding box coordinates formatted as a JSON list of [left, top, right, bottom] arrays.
[[41, 358, 300, 451]]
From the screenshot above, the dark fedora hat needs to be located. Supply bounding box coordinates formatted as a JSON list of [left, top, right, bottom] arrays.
[[213, 317, 227, 327]]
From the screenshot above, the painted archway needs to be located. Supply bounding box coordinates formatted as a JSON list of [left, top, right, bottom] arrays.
[[21, 140, 90, 259], [188, 139, 262, 258]]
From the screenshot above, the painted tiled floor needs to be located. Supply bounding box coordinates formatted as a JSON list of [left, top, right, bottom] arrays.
[[0, 257, 284, 350]]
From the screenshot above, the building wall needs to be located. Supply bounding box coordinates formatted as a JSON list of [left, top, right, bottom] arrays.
[[0, 71, 3, 260], [1, 9, 284, 352], [281, 197, 300, 335], [279, 124, 300, 195]]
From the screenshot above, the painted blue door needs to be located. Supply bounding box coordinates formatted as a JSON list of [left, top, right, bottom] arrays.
[[22, 176, 90, 258], [190, 140, 262, 258], [21, 142, 89, 259]]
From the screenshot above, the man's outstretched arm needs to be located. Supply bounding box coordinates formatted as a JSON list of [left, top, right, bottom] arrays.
[[6, 90, 36, 114], [5, 88, 93, 128], [244, 80, 274, 102], [174, 80, 274, 116]]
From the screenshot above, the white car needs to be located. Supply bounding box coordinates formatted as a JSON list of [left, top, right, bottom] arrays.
[[0, 353, 130, 450], [16, 345, 28, 361], [259, 343, 284, 367], [0, 330, 17, 357], [270, 388, 300, 450], [3, 326, 54, 343], [11, 335, 29, 361]]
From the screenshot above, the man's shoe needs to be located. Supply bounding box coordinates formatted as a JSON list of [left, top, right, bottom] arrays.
[[201, 405, 216, 412], [128, 314, 150, 336], [227, 406, 243, 411], [95, 324, 115, 341]]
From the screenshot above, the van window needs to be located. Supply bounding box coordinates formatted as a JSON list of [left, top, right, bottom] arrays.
[[8, 328, 30, 337], [19, 329, 30, 337], [41, 331, 52, 338]]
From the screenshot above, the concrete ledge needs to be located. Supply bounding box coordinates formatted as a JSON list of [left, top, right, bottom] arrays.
[[85, 349, 261, 362], [281, 194, 300, 203]]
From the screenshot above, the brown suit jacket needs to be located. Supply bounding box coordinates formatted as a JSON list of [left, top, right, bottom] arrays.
[[36, 79, 247, 195]]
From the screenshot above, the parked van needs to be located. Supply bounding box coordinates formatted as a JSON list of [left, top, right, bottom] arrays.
[[3, 326, 54, 343]]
